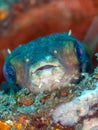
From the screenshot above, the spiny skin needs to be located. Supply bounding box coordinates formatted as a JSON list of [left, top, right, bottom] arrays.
[[3, 33, 90, 93]]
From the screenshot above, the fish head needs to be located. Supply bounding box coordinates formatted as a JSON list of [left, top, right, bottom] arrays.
[[3, 33, 90, 93]]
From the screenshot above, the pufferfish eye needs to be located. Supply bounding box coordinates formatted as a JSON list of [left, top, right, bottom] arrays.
[[75, 40, 86, 63], [74, 40, 90, 72], [3, 62, 16, 83]]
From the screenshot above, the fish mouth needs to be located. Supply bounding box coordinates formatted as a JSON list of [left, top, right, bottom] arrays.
[[32, 65, 57, 74]]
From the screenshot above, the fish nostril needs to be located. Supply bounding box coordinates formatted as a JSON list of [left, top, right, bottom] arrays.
[[33, 65, 56, 74], [3, 62, 16, 83]]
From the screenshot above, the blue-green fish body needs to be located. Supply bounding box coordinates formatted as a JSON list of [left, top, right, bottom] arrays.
[[3, 33, 90, 93]]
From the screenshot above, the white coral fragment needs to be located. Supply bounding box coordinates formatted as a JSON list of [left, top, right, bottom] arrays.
[[52, 82, 98, 126], [82, 118, 98, 130]]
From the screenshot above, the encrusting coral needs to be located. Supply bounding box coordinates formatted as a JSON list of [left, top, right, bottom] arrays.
[[0, 47, 98, 129], [51, 82, 98, 126], [82, 118, 98, 130]]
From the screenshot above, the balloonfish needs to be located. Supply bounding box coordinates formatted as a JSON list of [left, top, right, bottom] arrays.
[[3, 32, 90, 93]]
